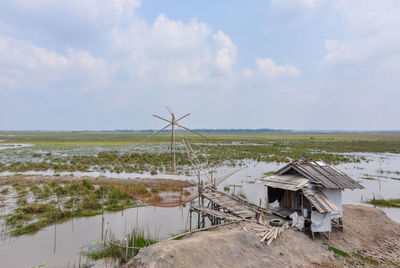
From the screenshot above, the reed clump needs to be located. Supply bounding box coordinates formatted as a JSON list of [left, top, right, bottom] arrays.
[[86, 227, 157, 264], [4, 179, 143, 236]]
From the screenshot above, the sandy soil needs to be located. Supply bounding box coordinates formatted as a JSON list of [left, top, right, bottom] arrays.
[[125, 205, 400, 268]]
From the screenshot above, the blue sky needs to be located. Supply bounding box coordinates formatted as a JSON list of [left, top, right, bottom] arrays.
[[1, 0, 399, 130]]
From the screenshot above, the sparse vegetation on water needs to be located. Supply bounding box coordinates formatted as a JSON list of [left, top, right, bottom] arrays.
[[362, 177, 375, 180], [0, 176, 195, 236], [238, 190, 247, 199], [1, 186, 9, 194], [366, 198, 400, 208], [2, 132, 400, 176], [2, 178, 140, 236], [85, 227, 157, 264]]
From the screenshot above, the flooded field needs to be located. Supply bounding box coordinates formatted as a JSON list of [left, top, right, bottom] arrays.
[[0, 132, 400, 267]]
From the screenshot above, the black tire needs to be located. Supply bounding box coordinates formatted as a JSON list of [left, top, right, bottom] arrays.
[[269, 218, 284, 227]]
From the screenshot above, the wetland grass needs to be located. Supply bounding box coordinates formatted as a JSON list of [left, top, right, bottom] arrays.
[[366, 198, 400, 208], [86, 227, 157, 264], [1, 177, 195, 236], [3, 179, 143, 236], [238, 190, 247, 199], [1, 187, 9, 194], [3, 132, 395, 175]]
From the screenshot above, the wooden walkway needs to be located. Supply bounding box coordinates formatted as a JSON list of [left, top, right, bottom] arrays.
[[191, 204, 242, 222], [189, 187, 290, 247], [201, 188, 255, 219]]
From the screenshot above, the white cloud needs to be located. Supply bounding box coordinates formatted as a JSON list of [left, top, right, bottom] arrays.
[[323, 0, 400, 65], [0, 9, 241, 97], [213, 30, 237, 73], [8, 0, 141, 23], [0, 36, 109, 92], [111, 14, 238, 85], [270, 0, 326, 22], [241, 68, 254, 78], [256, 57, 300, 79]]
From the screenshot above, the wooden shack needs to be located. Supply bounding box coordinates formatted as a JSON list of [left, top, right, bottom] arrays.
[[257, 160, 363, 234]]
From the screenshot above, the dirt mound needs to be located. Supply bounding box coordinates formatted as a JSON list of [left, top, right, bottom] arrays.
[[125, 205, 400, 268], [331, 205, 400, 264]]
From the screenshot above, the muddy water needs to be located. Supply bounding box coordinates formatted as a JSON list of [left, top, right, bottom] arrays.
[[0, 205, 193, 268]]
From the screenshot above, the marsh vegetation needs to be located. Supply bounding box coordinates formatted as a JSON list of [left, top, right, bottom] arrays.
[[0, 176, 194, 236], [2, 132, 400, 176], [366, 198, 400, 208], [85, 227, 157, 264]]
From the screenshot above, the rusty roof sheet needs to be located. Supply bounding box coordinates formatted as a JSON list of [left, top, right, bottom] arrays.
[[302, 188, 339, 213], [258, 174, 309, 191], [276, 160, 364, 190]]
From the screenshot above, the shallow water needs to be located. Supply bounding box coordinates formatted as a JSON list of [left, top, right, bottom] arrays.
[[0, 152, 399, 267], [0, 205, 193, 268], [0, 143, 33, 151]]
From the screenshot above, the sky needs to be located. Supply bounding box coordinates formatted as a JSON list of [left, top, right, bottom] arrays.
[[0, 0, 399, 131]]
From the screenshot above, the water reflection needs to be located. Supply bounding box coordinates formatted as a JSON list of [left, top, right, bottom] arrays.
[[0, 205, 194, 267]]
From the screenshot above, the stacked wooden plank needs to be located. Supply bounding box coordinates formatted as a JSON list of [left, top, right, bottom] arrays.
[[257, 174, 309, 191], [256, 222, 289, 246]]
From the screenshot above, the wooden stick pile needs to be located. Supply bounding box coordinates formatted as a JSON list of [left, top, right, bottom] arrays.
[[254, 222, 289, 246]]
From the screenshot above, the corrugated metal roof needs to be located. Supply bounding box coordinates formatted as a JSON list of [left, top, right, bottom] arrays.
[[258, 174, 309, 191], [276, 160, 364, 190], [302, 188, 339, 213]]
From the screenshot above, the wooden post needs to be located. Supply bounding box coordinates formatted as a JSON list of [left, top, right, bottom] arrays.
[[125, 237, 128, 258], [201, 196, 205, 228], [104, 221, 108, 246], [301, 192, 304, 216], [197, 210, 200, 229], [189, 209, 192, 231], [170, 111, 176, 174], [101, 188, 104, 241], [265, 186, 269, 209]]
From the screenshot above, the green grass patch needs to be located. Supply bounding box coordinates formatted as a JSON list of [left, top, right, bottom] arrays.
[[362, 177, 375, 180], [366, 198, 400, 208], [353, 252, 379, 265], [1, 187, 9, 195], [328, 246, 349, 257], [11, 219, 50, 236]]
